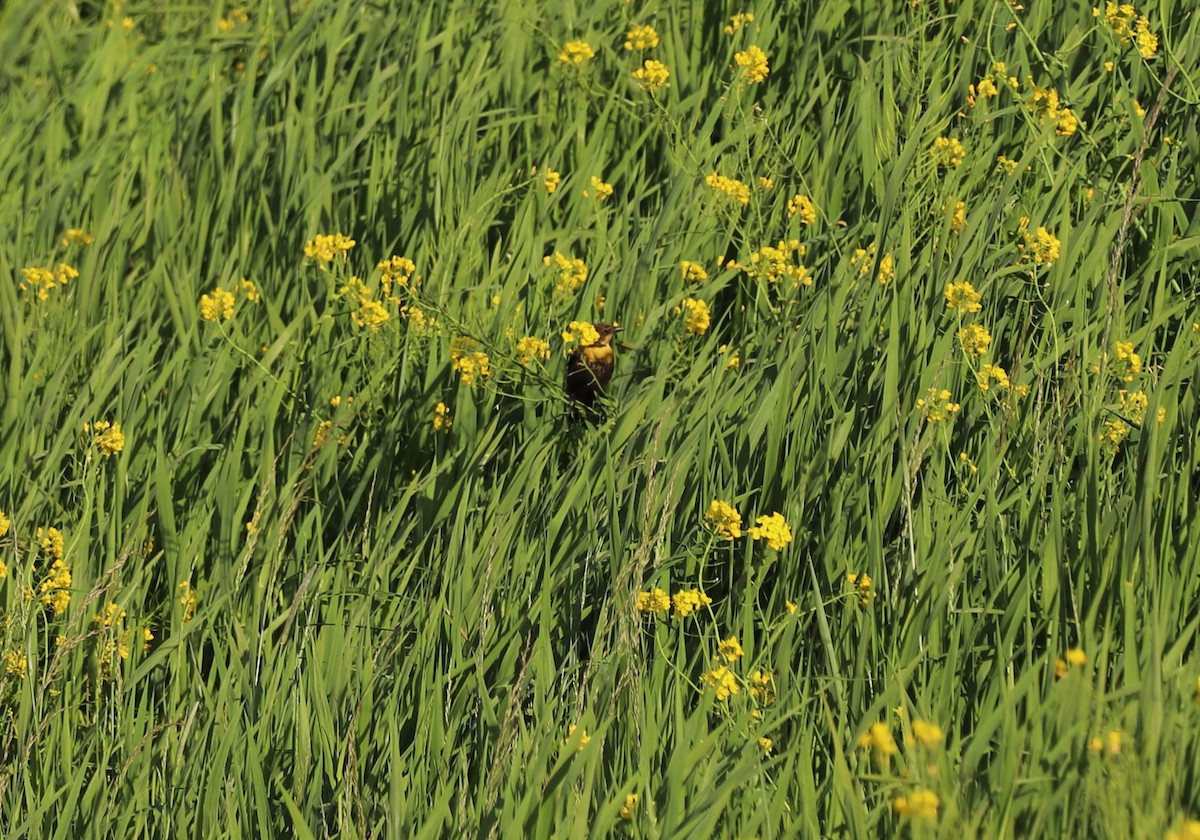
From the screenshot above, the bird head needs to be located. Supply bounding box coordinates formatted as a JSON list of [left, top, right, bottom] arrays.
[[590, 323, 624, 346]]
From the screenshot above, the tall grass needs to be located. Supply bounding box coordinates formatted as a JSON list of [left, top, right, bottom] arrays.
[[2, 0, 1199, 836]]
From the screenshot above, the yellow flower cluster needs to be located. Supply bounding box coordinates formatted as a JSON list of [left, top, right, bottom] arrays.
[[1114, 340, 1142, 380], [1095, 2, 1158, 58], [565, 724, 590, 751], [303, 232, 356, 265], [632, 59, 670, 93], [680, 260, 709, 282], [433, 402, 452, 431], [585, 175, 613, 200], [787, 193, 817, 224], [957, 323, 992, 358], [449, 338, 491, 386], [39, 559, 72, 614], [670, 588, 712, 619], [86, 420, 126, 456], [746, 240, 811, 287], [977, 364, 1011, 392], [179, 580, 199, 621], [1026, 79, 1078, 136], [717, 635, 744, 662], [748, 513, 793, 551], [944, 280, 982, 313], [679, 298, 711, 335], [734, 45, 769, 83], [916, 387, 961, 422], [705, 500, 743, 539], [200, 287, 236, 322], [514, 336, 551, 367], [4, 651, 26, 679], [701, 665, 741, 700], [857, 722, 899, 762], [19, 263, 78, 302], [623, 24, 660, 50], [635, 587, 671, 615], [1022, 226, 1061, 265], [37, 526, 64, 561], [619, 793, 638, 821], [705, 172, 751, 204], [561, 320, 600, 350], [543, 251, 588, 295], [61, 227, 94, 247], [846, 572, 875, 607], [930, 136, 965, 168], [377, 255, 418, 297], [404, 304, 440, 337], [543, 168, 561, 194], [850, 243, 894, 285], [893, 789, 940, 820], [1088, 729, 1125, 756], [724, 13, 755, 35], [557, 40, 594, 64], [1054, 646, 1087, 677]]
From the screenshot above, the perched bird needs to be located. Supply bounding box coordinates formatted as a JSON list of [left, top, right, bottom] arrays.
[[565, 322, 624, 420]]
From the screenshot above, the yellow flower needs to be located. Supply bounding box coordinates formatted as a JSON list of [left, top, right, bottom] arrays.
[[200, 287, 235, 322], [37, 527, 64, 561], [352, 298, 390, 332], [4, 650, 27, 679], [679, 298, 711, 335], [718, 635, 744, 662], [566, 724, 591, 751], [636, 588, 671, 616], [1066, 647, 1087, 666], [748, 513, 792, 551], [61, 228, 94, 247], [749, 670, 775, 704], [944, 280, 982, 313], [179, 581, 199, 621], [1114, 340, 1142, 380], [1135, 16, 1158, 58], [0, 509, 9, 538], [433, 402, 452, 432], [745, 240, 811, 287], [1119, 389, 1148, 424], [949, 200, 967, 232], [671, 588, 712, 620], [787, 193, 817, 224], [623, 24, 660, 50], [619, 793, 638, 820], [557, 40, 595, 64], [39, 559, 72, 614], [705, 500, 743, 539], [543, 251, 588, 295], [87, 420, 126, 456], [857, 722, 899, 762], [515, 336, 551, 367], [238, 278, 261, 303], [846, 573, 875, 607], [977, 364, 1011, 393], [404, 304, 440, 337], [705, 173, 751, 204], [561, 321, 600, 350], [303, 232, 356, 265], [701, 665, 741, 700], [957, 323, 992, 357], [930, 136, 965, 168], [449, 338, 492, 386], [910, 720, 945, 748], [543, 168, 561, 194], [680, 260, 709, 282], [916, 388, 961, 422], [632, 59, 670, 93], [734, 45, 769, 83], [893, 789, 940, 819], [586, 175, 613, 200], [377, 255, 418, 296], [758, 737, 774, 755], [849, 243, 892, 284], [724, 13, 755, 34], [1022, 226, 1061, 265]]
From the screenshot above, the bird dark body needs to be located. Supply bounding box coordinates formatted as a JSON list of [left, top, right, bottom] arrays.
[[565, 323, 623, 420]]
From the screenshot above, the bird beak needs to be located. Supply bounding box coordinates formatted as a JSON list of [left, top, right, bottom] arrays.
[[613, 326, 625, 333]]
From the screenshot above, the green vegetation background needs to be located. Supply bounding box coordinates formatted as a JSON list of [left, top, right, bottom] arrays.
[[2, 0, 1199, 836]]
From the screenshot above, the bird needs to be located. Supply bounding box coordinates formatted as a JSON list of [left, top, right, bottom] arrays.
[[565, 322, 623, 421]]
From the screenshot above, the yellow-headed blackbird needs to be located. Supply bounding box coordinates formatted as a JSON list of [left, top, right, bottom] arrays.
[[565, 323, 623, 420]]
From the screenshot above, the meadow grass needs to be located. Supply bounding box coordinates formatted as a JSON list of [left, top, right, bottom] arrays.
[[2, 0, 1200, 836]]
